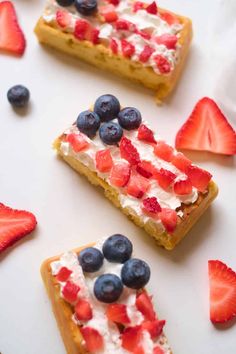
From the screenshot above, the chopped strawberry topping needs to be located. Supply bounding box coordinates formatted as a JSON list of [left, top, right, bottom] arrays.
[[171, 153, 192, 172], [100, 6, 118, 23], [95, 149, 113, 172], [66, 133, 90, 153], [74, 19, 90, 40], [154, 55, 171, 74], [155, 34, 178, 50], [110, 162, 131, 187], [136, 291, 156, 321], [146, 1, 158, 15], [107, 0, 120, 5], [121, 39, 135, 58], [56, 9, 71, 28], [133, 346, 145, 354], [139, 45, 155, 63], [62, 281, 80, 303], [159, 208, 177, 233], [106, 303, 131, 324], [142, 197, 161, 215], [121, 326, 142, 352], [154, 168, 176, 190], [160, 11, 180, 25], [173, 179, 192, 195], [75, 299, 93, 321], [136, 161, 156, 178], [81, 327, 104, 352], [133, 1, 145, 12], [110, 38, 118, 54], [141, 319, 166, 339], [138, 124, 156, 144], [56, 267, 72, 282], [115, 18, 134, 31], [88, 27, 100, 44], [153, 346, 165, 354], [120, 137, 140, 165], [154, 141, 174, 162], [186, 165, 212, 192], [126, 171, 150, 198]]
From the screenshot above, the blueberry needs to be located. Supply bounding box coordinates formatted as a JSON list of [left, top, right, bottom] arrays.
[[76, 110, 100, 138], [94, 274, 123, 303], [7, 85, 30, 108], [94, 94, 120, 122], [121, 258, 150, 289], [118, 107, 142, 130], [75, 0, 97, 16], [78, 247, 104, 272], [56, 0, 74, 6], [102, 234, 133, 263], [99, 122, 123, 145]]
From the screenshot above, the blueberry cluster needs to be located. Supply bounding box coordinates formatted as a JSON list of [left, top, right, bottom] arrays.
[[56, 0, 98, 16], [76, 94, 142, 145], [78, 234, 150, 303]]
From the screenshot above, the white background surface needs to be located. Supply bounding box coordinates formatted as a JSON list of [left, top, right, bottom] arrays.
[[1, 0, 236, 353]]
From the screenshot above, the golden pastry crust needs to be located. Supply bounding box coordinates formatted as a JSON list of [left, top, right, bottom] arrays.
[[34, 8, 193, 102]]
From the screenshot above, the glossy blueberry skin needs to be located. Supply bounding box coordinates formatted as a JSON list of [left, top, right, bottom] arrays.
[[118, 107, 142, 130], [78, 247, 104, 272], [94, 94, 120, 122], [94, 274, 123, 303], [99, 122, 123, 145], [102, 234, 133, 263], [76, 110, 100, 138], [121, 258, 150, 289], [56, 0, 74, 6], [7, 85, 30, 108], [75, 0, 97, 16]]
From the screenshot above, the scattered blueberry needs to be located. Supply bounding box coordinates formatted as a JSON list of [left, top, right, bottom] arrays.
[[94, 94, 120, 122], [118, 107, 142, 130], [99, 122, 123, 145], [121, 258, 150, 289], [7, 85, 30, 108], [94, 274, 123, 303], [75, 0, 97, 16], [102, 234, 133, 263], [56, 0, 75, 6], [78, 247, 104, 272], [76, 110, 100, 138]]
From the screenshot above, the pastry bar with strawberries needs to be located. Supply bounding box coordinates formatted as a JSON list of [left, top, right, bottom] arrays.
[[35, 0, 192, 101], [41, 234, 172, 353], [54, 94, 218, 250]]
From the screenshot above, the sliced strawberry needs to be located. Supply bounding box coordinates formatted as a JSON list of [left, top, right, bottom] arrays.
[[136, 291, 156, 321], [126, 171, 150, 199], [56, 9, 71, 28], [0, 1, 26, 56], [137, 124, 156, 144], [159, 208, 177, 233], [110, 38, 118, 54], [154, 55, 171, 74], [56, 267, 72, 282], [154, 168, 176, 190], [66, 133, 90, 153], [133, 346, 145, 354], [139, 45, 154, 63], [153, 346, 165, 354], [154, 141, 174, 162], [186, 165, 212, 192], [173, 178, 192, 195], [171, 152, 192, 173], [120, 137, 140, 165], [141, 319, 166, 339], [121, 39, 135, 58], [133, 1, 145, 12], [75, 298, 93, 321], [175, 97, 236, 155], [0, 203, 37, 254], [107, 0, 120, 5], [81, 327, 104, 352], [95, 149, 113, 173], [109, 162, 131, 187], [146, 1, 158, 15], [208, 260, 236, 323], [135, 28, 151, 40], [121, 326, 142, 352], [62, 281, 80, 303], [160, 11, 180, 25], [115, 18, 134, 31], [142, 197, 161, 215], [74, 19, 90, 40], [106, 303, 130, 324], [155, 34, 177, 50], [136, 161, 156, 178]]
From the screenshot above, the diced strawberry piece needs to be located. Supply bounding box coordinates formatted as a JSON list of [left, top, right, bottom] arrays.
[[133, 346, 145, 354], [154, 55, 171, 74], [175, 97, 236, 155], [136, 29, 151, 40], [154, 168, 176, 190], [0, 203, 37, 254], [171, 153, 192, 172], [208, 260, 236, 323], [75, 299, 93, 321], [66, 133, 90, 153], [120, 137, 140, 165], [146, 1, 158, 15], [155, 34, 178, 50], [154, 141, 174, 162], [56, 267, 72, 282], [121, 326, 142, 352], [103, 10, 118, 22], [133, 1, 145, 12], [110, 38, 118, 54], [121, 39, 135, 58], [159, 208, 177, 233], [153, 346, 165, 354], [142, 197, 161, 215], [136, 291, 156, 321], [110, 162, 131, 187], [136, 161, 156, 178], [95, 149, 113, 172], [74, 19, 90, 40], [107, 0, 120, 5], [81, 327, 104, 352], [126, 171, 150, 199], [115, 18, 134, 31], [141, 319, 166, 339], [62, 281, 80, 303], [56, 9, 71, 28], [0, 1, 26, 56], [106, 303, 130, 324], [88, 27, 100, 44], [138, 124, 156, 144], [160, 11, 180, 25], [139, 45, 155, 63], [185, 165, 212, 192], [173, 179, 192, 195]]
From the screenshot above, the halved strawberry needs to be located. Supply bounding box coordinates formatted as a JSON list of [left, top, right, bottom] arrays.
[[141, 319, 166, 339], [208, 260, 236, 323], [175, 97, 236, 155], [110, 38, 118, 54], [120, 137, 141, 165], [139, 45, 155, 63], [153, 346, 165, 354], [62, 281, 80, 303], [171, 153, 192, 173], [56, 267, 72, 282], [95, 149, 113, 173], [159, 208, 177, 233], [0, 1, 26, 56], [75, 299, 93, 321], [74, 19, 90, 40], [154, 55, 171, 74], [81, 327, 104, 352], [154, 141, 174, 162], [155, 34, 177, 49], [137, 124, 156, 144], [146, 1, 158, 15], [136, 291, 156, 321], [106, 303, 130, 324], [109, 162, 131, 187], [121, 326, 142, 352], [126, 171, 150, 198], [186, 165, 212, 192], [142, 197, 161, 215], [0, 203, 37, 254], [154, 168, 176, 190], [121, 39, 135, 58], [136, 161, 156, 178], [56, 9, 71, 28], [66, 133, 90, 153], [173, 178, 192, 195], [160, 11, 180, 25]]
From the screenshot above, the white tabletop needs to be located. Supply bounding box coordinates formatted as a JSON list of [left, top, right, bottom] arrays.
[[1, 0, 236, 353]]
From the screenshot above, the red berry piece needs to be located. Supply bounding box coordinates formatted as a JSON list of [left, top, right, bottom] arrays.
[[56, 9, 71, 28], [154, 55, 171, 74], [146, 1, 158, 15], [121, 39, 135, 58], [106, 303, 131, 324], [126, 171, 150, 199], [107, 0, 120, 5], [56, 267, 72, 282], [110, 38, 118, 54], [142, 197, 161, 215], [135, 29, 151, 40], [115, 18, 135, 31], [139, 45, 155, 63], [159, 208, 177, 233], [75, 298, 93, 321], [133, 1, 145, 12], [66, 133, 90, 152], [154, 168, 176, 190], [88, 27, 100, 44], [103, 10, 118, 23], [171, 153, 192, 172], [160, 11, 179, 25], [155, 34, 178, 50], [109, 162, 131, 187], [74, 19, 90, 40], [185, 165, 212, 192], [133, 346, 145, 354], [81, 327, 104, 352], [137, 124, 156, 144], [95, 149, 113, 173], [173, 179, 192, 195], [141, 319, 166, 339], [136, 161, 156, 178], [121, 326, 142, 352], [154, 141, 174, 162], [136, 291, 156, 321], [153, 346, 165, 354], [120, 137, 140, 165], [62, 281, 80, 303]]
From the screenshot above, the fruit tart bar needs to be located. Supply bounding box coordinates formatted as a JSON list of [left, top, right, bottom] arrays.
[[35, 0, 192, 101], [41, 234, 172, 353]]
